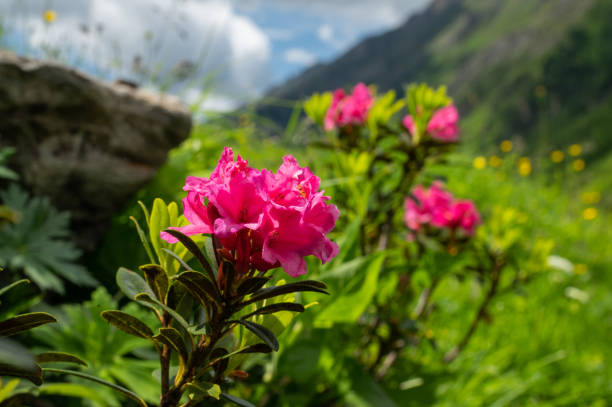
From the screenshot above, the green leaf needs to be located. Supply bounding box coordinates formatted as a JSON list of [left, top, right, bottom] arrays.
[[101, 310, 154, 339], [343, 358, 397, 407], [140, 264, 169, 301], [0, 167, 18, 181], [209, 343, 273, 366], [129, 216, 156, 264], [303, 91, 332, 126], [0, 338, 41, 385], [42, 368, 148, 407], [204, 237, 219, 272], [176, 271, 222, 308], [0, 279, 30, 298], [35, 352, 87, 366], [241, 302, 304, 320], [137, 200, 151, 225], [134, 293, 191, 333], [153, 327, 189, 368], [314, 253, 385, 327], [39, 382, 109, 406], [236, 277, 270, 296], [116, 267, 156, 299], [116, 268, 158, 312], [242, 280, 328, 306], [186, 381, 221, 401], [0, 378, 20, 401], [0, 363, 42, 386], [0, 312, 57, 336], [161, 248, 195, 272], [163, 229, 216, 283], [221, 392, 256, 407], [149, 198, 170, 264], [233, 320, 279, 351]]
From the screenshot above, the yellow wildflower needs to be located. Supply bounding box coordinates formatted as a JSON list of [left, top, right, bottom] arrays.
[[568, 144, 582, 156], [550, 150, 564, 163], [488, 155, 501, 167], [583, 207, 597, 220], [534, 85, 547, 98], [500, 140, 513, 152], [574, 264, 588, 275], [473, 156, 487, 170], [518, 157, 531, 176], [43, 10, 57, 23], [573, 159, 585, 172]]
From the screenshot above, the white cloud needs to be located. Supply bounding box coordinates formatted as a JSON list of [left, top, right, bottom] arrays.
[[317, 24, 333, 42], [284, 48, 317, 67], [0, 0, 271, 110]]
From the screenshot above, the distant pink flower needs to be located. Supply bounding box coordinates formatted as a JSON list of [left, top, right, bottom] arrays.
[[162, 148, 339, 278], [443, 200, 481, 236], [404, 182, 480, 237], [402, 115, 417, 135], [402, 104, 460, 142], [427, 105, 459, 142], [324, 83, 373, 131]]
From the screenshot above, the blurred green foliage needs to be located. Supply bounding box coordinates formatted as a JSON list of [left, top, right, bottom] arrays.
[[0, 185, 97, 294], [33, 288, 159, 407]]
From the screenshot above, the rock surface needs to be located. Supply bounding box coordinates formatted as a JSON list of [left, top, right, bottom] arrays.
[[0, 51, 192, 250]]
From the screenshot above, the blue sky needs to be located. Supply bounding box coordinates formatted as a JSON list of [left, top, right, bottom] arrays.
[[0, 0, 430, 110]]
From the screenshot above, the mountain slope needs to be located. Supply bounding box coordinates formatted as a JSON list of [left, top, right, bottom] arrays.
[[258, 0, 610, 157]]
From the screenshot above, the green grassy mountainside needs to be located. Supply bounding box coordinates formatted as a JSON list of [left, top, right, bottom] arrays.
[[258, 0, 611, 163]]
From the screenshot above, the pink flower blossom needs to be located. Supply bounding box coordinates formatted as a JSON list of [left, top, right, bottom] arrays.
[[402, 104, 460, 142], [324, 83, 373, 131], [162, 148, 339, 278], [404, 182, 480, 237], [427, 104, 459, 142], [402, 115, 417, 136], [443, 200, 481, 236]]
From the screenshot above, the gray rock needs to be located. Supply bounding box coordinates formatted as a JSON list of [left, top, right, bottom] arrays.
[[0, 51, 192, 250]]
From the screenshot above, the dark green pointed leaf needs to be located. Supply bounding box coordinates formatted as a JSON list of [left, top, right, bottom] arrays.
[[42, 368, 148, 407], [233, 320, 279, 351], [134, 293, 191, 333], [241, 302, 304, 320], [129, 216, 156, 264], [140, 264, 169, 301], [177, 271, 222, 308], [236, 277, 270, 296], [163, 229, 216, 283], [221, 392, 256, 407], [0, 312, 57, 337], [36, 352, 87, 366], [204, 237, 219, 272], [242, 281, 329, 306], [153, 327, 189, 366], [101, 310, 154, 339], [116, 267, 158, 312], [0, 279, 30, 297], [161, 248, 194, 272], [186, 381, 221, 401], [237, 343, 273, 354], [116, 267, 155, 299], [0, 363, 42, 385]]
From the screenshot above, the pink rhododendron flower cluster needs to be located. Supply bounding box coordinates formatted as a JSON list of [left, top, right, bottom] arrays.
[[403, 104, 460, 142], [324, 82, 374, 131], [161, 148, 339, 278], [404, 181, 480, 237]]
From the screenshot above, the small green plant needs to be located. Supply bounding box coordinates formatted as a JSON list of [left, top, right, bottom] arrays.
[[0, 185, 97, 294]]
